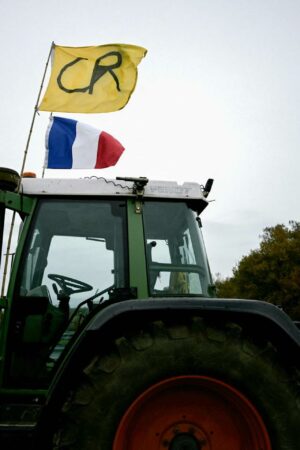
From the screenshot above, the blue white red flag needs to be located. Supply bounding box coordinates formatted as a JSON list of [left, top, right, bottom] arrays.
[[45, 116, 124, 169]]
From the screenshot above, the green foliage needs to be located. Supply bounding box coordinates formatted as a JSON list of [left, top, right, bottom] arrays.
[[216, 221, 300, 320]]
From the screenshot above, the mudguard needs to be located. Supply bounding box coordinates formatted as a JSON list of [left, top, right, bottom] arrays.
[[49, 297, 300, 395]]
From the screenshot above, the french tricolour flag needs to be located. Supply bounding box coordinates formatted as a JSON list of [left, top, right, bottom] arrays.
[[45, 116, 124, 169]]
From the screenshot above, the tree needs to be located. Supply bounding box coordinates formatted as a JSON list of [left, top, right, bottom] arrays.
[[215, 221, 300, 320]]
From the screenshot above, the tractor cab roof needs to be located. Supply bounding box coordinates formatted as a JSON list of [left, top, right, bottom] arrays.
[[21, 177, 209, 207]]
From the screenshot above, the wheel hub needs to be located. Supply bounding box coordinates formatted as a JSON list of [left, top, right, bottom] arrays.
[[113, 376, 271, 450], [160, 422, 207, 450], [169, 433, 202, 450]]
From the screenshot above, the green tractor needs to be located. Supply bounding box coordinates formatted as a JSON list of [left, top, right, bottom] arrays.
[[0, 167, 299, 449]]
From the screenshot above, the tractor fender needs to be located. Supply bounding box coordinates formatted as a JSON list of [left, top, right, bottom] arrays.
[[48, 297, 300, 399]]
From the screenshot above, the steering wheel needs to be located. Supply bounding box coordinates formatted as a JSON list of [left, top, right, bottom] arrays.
[[48, 273, 93, 297]]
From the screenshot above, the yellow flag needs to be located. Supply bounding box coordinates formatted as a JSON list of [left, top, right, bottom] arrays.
[[39, 44, 147, 113]]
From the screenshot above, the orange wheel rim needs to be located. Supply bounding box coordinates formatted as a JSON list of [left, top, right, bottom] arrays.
[[113, 375, 272, 450]]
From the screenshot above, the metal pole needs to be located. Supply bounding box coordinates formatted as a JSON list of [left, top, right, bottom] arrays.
[[1, 42, 54, 298], [0, 204, 5, 269], [0, 211, 16, 297], [19, 41, 54, 182]]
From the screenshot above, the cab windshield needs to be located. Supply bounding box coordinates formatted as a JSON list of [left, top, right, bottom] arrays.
[[19, 199, 128, 307], [143, 201, 212, 297]]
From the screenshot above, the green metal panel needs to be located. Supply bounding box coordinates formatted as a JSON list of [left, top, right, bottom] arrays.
[[0, 191, 34, 215], [127, 199, 148, 299]]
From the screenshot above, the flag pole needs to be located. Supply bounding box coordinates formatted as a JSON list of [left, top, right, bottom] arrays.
[[0, 41, 54, 298], [19, 41, 55, 181]]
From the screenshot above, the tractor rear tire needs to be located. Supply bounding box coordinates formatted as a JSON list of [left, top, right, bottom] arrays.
[[52, 318, 300, 450]]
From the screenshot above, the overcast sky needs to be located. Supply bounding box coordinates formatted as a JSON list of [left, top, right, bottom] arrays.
[[1, 0, 300, 278]]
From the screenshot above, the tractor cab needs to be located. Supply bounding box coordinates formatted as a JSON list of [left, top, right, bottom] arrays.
[[0, 174, 214, 387]]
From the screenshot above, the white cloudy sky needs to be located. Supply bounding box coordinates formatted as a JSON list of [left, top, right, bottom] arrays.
[[1, 0, 300, 278]]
